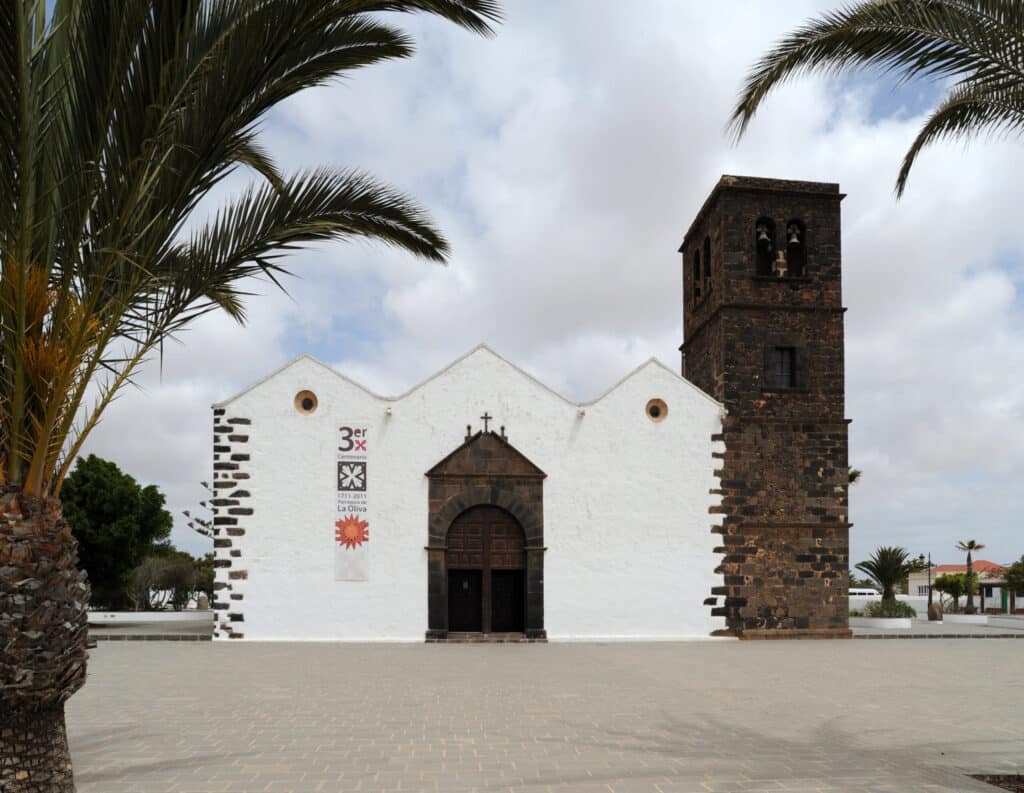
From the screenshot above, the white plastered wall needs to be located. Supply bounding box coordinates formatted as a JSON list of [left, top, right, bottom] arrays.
[[213, 346, 725, 640]]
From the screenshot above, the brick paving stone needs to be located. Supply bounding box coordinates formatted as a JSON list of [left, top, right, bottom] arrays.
[[65, 640, 1020, 793]]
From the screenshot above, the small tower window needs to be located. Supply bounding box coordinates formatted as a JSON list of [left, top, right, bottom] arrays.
[[786, 220, 807, 277], [693, 250, 702, 300], [702, 235, 712, 294], [768, 347, 797, 388], [755, 217, 775, 276]]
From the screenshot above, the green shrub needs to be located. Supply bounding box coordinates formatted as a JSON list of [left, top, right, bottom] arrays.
[[848, 609, 864, 617], [864, 600, 918, 619], [934, 572, 970, 613]]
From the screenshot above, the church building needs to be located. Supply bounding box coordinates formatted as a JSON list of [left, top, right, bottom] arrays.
[[210, 175, 852, 641]]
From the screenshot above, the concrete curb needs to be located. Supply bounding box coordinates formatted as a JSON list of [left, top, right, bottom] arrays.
[[90, 634, 212, 642], [87, 633, 1024, 642]]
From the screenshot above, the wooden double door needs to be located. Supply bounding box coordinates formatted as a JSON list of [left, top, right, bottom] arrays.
[[446, 505, 525, 634]]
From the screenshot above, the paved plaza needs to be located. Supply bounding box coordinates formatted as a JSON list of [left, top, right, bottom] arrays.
[[66, 640, 1023, 793]]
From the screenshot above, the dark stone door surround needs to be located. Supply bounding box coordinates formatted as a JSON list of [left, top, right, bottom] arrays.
[[425, 431, 546, 641]]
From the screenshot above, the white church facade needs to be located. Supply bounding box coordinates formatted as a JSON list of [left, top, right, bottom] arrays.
[[210, 175, 852, 642], [211, 346, 726, 640]]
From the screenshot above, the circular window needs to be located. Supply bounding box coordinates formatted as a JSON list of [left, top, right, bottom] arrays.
[[294, 390, 318, 415], [645, 398, 668, 422]]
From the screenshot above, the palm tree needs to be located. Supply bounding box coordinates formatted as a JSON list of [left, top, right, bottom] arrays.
[[0, 1, 499, 790], [855, 546, 917, 602], [728, 1, 1024, 197], [956, 539, 986, 614]]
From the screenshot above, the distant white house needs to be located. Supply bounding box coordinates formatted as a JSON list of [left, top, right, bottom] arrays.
[[909, 560, 1022, 613]]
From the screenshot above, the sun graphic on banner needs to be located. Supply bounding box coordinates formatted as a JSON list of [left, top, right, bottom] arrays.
[[335, 515, 369, 549]]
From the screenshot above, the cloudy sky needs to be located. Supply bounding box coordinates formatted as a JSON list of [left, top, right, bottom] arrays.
[[80, 1, 1023, 570]]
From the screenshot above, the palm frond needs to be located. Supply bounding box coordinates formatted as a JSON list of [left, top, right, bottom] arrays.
[[230, 136, 285, 192], [0, 0, 501, 495], [0, 4, 20, 231], [855, 545, 916, 599], [897, 82, 1024, 193], [172, 168, 448, 324], [729, 0, 1024, 196], [335, 1, 501, 37], [730, 0, 1024, 138]]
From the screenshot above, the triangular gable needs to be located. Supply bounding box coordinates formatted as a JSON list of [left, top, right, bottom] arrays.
[[425, 431, 546, 479], [214, 343, 723, 412], [213, 353, 384, 408]]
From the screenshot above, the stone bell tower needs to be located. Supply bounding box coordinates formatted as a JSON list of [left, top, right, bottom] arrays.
[[681, 175, 851, 639]]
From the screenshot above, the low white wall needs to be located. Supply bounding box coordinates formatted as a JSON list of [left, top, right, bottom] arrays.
[[943, 614, 989, 625], [849, 595, 930, 618], [848, 595, 880, 613], [88, 611, 213, 624], [849, 617, 913, 629], [897, 595, 929, 617]]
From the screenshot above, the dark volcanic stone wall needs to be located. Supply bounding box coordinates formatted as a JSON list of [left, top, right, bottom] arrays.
[[682, 175, 851, 639], [211, 408, 253, 639]]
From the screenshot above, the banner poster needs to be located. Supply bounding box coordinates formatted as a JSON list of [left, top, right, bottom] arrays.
[[335, 423, 370, 581]]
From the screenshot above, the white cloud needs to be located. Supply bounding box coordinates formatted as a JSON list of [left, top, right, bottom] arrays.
[[80, 1, 1024, 567]]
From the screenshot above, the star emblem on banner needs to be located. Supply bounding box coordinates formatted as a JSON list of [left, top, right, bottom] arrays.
[[335, 516, 369, 549]]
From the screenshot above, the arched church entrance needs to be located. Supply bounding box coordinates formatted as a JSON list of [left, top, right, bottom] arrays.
[[425, 428, 546, 641], [447, 505, 525, 633]]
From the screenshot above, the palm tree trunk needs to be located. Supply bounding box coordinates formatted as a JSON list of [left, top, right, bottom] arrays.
[[0, 705, 75, 791], [0, 487, 90, 793], [965, 552, 975, 615]]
